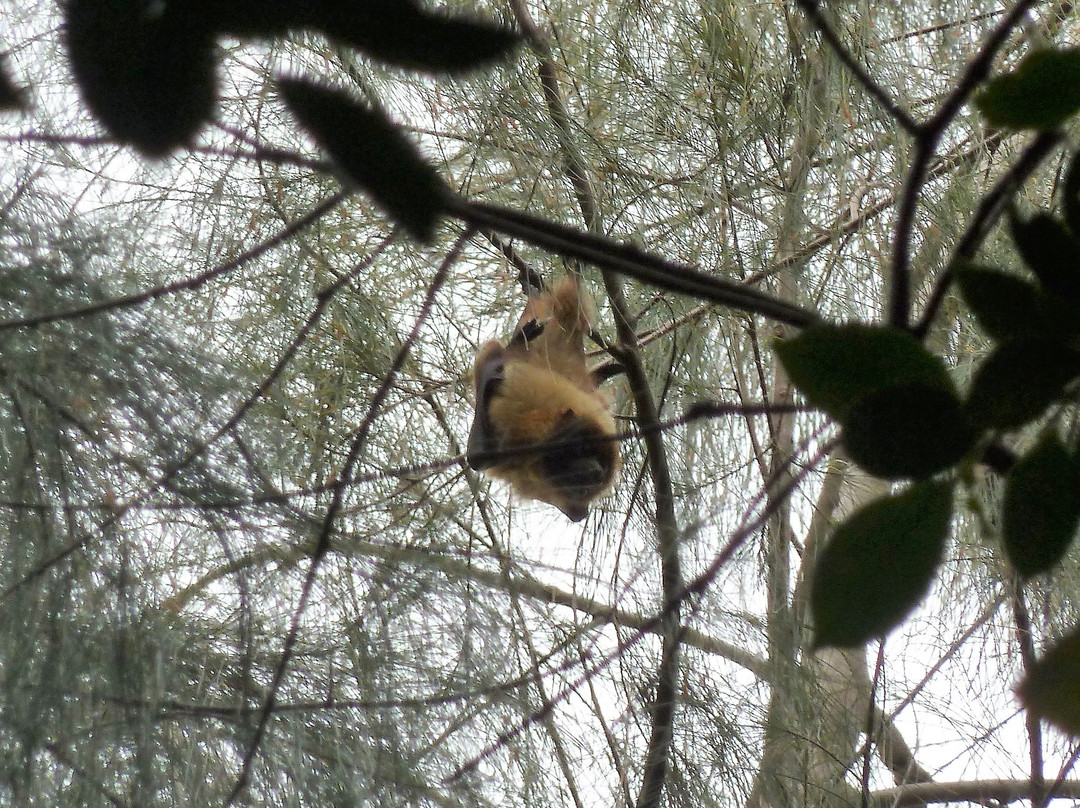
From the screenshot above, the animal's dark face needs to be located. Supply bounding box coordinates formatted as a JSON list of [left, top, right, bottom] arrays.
[[541, 437, 608, 491], [541, 412, 617, 515]]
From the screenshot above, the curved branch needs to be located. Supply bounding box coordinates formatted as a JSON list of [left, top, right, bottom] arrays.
[[886, 0, 1041, 328]]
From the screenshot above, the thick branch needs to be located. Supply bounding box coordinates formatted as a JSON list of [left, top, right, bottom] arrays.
[[448, 197, 821, 327]]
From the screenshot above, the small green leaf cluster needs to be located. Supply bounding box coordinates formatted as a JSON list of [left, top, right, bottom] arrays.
[[57, 0, 520, 239], [969, 152, 1080, 739], [777, 326, 965, 648], [958, 153, 1080, 584], [785, 49, 1080, 655], [793, 45, 1080, 733], [777, 325, 973, 482]]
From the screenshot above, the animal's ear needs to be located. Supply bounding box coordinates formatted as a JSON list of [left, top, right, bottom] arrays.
[[467, 345, 505, 470]]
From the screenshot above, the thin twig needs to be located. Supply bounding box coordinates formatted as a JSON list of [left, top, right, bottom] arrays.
[[0, 191, 349, 331], [0, 398, 799, 518], [861, 643, 887, 808], [109, 656, 579, 718], [794, 0, 918, 134], [888, 0, 1041, 329], [449, 438, 833, 784], [881, 9, 1004, 45], [1, 130, 332, 173], [479, 227, 545, 294], [1012, 584, 1046, 808], [1047, 745, 1080, 808]]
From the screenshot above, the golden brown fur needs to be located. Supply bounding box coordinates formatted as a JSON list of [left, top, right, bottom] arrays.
[[467, 277, 619, 521]]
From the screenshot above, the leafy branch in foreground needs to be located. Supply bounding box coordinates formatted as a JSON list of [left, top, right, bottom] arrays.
[[777, 45, 1080, 652], [61, 0, 520, 155]]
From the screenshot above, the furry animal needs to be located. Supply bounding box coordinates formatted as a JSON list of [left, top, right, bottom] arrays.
[[467, 277, 619, 521]]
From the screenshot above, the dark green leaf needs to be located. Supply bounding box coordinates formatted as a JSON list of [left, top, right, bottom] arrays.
[[1018, 623, 1080, 736], [1040, 295, 1080, 339], [1003, 433, 1080, 577], [957, 263, 1080, 342], [1010, 211, 1080, 300], [976, 48, 1080, 130], [842, 383, 974, 480], [279, 78, 449, 242], [810, 480, 953, 649], [775, 324, 952, 422], [1065, 150, 1080, 237], [64, 0, 217, 156], [965, 337, 1080, 430], [957, 264, 1048, 342]]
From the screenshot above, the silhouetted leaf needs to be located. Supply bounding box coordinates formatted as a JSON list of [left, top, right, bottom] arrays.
[[811, 480, 953, 649], [279, 78, 449, 242], [977, 49, 1080, 130], [957, 264, 1048, 342], [1003, 433, 1080, 577], [0, 54, 26, 110], [64, 0, 217, 156], [1018, 623, 1080, 736], [1010, 211, 1080, 300], [188, 0, 297, 37], [775, 324, 951, 422], [965, 337, 1080, 430], [198, 0, 520, 74], [321, 3, 521, 73], [842, 383, 974, 479], [1065, 150, 1080, 237]]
